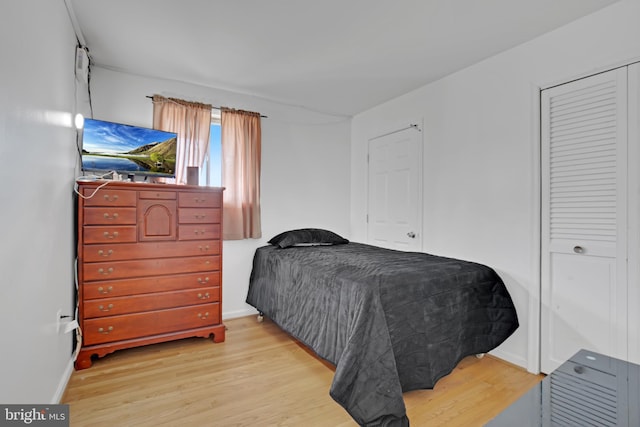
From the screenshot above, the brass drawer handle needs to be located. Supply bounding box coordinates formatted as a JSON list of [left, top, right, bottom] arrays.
[[197, 293, 210, 300], [197, 277, 209, 284], [98, 326, 114, 334], [98, 267, 114, 275], [198, 245, 210, 252], [97, 249, 113, 257], [103, 212, 119, 220], [194, 229, 206, 235], [98, 304, 114, 312], [103, 194, 119, 202], [194, 197, 206, 204], [103, 231, 119, 239], [195, 214, 206, 220], [197, 312, 210, 319], [98, 286, 113, 294]]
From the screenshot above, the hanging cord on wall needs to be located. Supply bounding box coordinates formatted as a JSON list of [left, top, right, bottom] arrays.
[[72, 257, 82, 362], [85, 47, 94, 118], [73, 44, 93, 179]]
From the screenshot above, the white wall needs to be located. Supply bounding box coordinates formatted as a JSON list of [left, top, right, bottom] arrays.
[[88, 67, 351, 319], [0, 1, 79, 403], [351, 0, 640, 371]]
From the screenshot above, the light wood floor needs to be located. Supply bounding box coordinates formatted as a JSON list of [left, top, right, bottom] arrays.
[[62, 316, 543, 426]]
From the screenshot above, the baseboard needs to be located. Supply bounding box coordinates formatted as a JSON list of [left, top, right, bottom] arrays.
[[222, 307, 257, 320], [52, 357, 75, 404], [489, 348, 529, 373]]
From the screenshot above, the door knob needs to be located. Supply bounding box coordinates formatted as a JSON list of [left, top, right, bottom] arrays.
[[407, 232, 416, 238]]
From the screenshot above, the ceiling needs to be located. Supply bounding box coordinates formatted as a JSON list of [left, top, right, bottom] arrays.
[[67, 0, 618, 118]]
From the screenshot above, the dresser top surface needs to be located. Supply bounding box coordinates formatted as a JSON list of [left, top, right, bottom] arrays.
[[76, 179, 224, 193]]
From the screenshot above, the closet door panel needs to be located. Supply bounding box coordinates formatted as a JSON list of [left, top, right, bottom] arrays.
[[628, 62, 640, 365], [541, 67, 628, 373]]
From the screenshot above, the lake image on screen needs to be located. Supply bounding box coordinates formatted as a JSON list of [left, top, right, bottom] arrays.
[[83, 155, 149, 172], [81, 119, 177, 176]]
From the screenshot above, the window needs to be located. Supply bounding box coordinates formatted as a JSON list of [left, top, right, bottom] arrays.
[[200, 112, 222, 187]]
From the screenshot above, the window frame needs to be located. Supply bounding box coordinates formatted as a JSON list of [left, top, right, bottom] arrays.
[[201, 110, 222, 187]]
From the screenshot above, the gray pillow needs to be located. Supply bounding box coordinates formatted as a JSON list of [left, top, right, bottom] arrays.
[[268, 228, 349, 248]]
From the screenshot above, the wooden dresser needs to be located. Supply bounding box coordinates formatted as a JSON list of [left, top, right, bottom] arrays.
[[75, 181, 225, 369]]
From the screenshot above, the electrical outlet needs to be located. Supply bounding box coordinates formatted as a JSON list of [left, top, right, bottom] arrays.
[[56, 309, 63, 333]]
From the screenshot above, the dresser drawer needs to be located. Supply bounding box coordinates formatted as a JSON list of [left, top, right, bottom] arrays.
[[83, 255, 220, 281], [178, 192, 221, 208], [83, 272, 221, 298], [82, 188, 136, 207], [84, 287, 221, 318], [178, 208, 221, 224], [178, 224, 221, 241], [83, 303, 221, 345], [83, 207, 137, 225], [139, 190, 176, 200], [83, 226, 137, 244], [82, 240, 221, 262]]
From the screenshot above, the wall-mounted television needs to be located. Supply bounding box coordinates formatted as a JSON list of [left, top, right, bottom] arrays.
[[81, 118, 177, 178]]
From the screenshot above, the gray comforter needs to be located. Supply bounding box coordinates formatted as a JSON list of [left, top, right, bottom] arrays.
[[246, 243, 519, 426]]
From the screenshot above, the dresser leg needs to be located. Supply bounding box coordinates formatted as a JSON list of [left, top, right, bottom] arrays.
[[74, 352, 93, 370], [211, 324, 226, 343]]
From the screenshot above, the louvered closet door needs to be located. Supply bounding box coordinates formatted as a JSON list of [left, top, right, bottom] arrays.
[[541, 68, 628, 373]]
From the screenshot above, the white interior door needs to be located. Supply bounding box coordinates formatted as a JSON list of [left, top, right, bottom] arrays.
[[367, 125, 422, 251], [541, 68, 628, 373]]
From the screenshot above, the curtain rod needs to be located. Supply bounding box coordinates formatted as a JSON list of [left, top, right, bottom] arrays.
[[146, 95, 267, 118]]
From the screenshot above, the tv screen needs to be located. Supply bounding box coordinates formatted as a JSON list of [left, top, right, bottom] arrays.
[[81, 118, 177, 178]]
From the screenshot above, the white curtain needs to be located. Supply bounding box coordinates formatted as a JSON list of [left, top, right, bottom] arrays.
[[221, 108, 262, 240], [152, 95, 211, 184]]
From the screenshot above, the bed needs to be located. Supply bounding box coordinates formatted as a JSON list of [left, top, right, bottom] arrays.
[[246, 229, 519, 426]]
